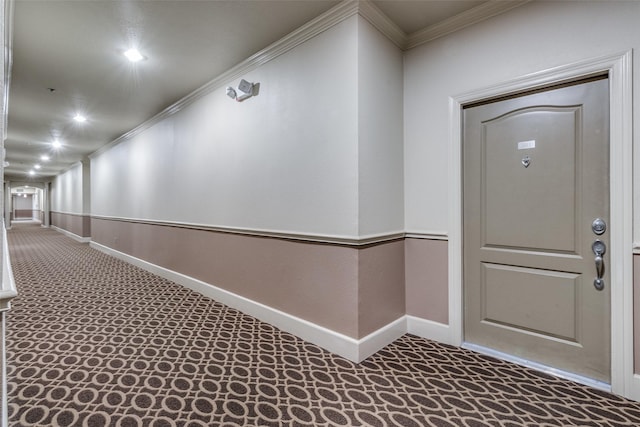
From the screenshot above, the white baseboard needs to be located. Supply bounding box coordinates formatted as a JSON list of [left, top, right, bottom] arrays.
[[51, 226, 91, 243], [406, 315, 453, 345], [90, 241, 410, 362], [626, 375, 640, 401], [358, 316, 407, 361]]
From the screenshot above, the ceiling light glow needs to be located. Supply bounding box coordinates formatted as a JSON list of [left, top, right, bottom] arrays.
[[34, 164, 41, 169], [73, 114, 87, 123], [28, 170, 35, 176], [124, 48, 145, 63], [41, 155, 50, 161], [52, 139, 62, 149]]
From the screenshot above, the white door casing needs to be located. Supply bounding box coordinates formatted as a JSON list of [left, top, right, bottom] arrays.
[[448, 51, 633, 398]]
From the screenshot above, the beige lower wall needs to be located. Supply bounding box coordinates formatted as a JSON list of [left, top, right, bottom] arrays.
[[14, 209, 35, 219], [92, 218, 406, 339], [405, 238, 448, 324], [634, 254, 640, 373], [358, 241, 405, 337], [51, 212, 91, 238]]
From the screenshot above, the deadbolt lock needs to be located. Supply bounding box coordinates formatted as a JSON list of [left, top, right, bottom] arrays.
[[592, 218, 607, 235]]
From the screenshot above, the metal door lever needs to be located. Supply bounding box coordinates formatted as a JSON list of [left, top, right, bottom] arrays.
[[592, 240, 606, 291]]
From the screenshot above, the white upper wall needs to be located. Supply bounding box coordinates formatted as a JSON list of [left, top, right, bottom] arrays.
[[13, 194, 31, 210], [51, 162, 84, 214], [82, 160, 90, 215], [357, 16, 404, 237], [92, 16, 360, 238], [404, 0, 640, 240]]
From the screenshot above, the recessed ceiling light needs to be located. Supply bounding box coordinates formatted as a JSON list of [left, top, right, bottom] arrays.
[[28, 170, 35, 176], [124, 48, 145, 63], [52, 139, 62, 149], [41, 155, 50, 161], [34, 164, 41, 169], [74, 113, 87, 123]]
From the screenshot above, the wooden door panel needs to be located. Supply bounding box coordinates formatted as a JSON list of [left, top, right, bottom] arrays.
[[482, 107, 580, 253], [482, 263, 580, 342], [463, 77, 610, 382]]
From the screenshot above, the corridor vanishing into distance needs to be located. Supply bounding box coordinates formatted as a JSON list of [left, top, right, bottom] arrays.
[[5, 223, 640, 426]]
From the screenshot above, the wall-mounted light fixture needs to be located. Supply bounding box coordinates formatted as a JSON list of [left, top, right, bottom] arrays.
[[226, 79, 258, 102]]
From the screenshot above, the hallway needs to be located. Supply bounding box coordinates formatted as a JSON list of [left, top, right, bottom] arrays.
[[4, 223, 640, 426]]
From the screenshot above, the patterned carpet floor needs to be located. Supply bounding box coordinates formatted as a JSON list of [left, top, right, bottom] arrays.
[[5, 222, 640, 426]]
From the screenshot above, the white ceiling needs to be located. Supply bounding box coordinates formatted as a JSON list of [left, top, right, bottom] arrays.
[[4, 0, 488, 181]]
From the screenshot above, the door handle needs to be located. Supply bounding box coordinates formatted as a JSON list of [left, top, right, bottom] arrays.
[[592, 240, 606, 291]]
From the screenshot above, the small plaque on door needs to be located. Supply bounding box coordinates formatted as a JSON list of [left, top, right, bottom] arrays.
[[518, 140, 536, 150]]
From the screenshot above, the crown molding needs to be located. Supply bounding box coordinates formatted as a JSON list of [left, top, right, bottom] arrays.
[[406, 0, 530, 50], [357, 1, 407, 49]]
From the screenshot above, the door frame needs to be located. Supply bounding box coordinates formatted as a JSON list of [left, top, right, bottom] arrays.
[[448, 51, 634, 398]]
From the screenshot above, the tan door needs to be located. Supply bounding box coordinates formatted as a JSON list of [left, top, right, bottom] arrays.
[[463, 77, 610, 382]]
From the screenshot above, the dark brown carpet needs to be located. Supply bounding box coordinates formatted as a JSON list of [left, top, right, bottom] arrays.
[[5, 223, 640, 426]]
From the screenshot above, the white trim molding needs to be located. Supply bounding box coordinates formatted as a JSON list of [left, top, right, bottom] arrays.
[[449, 51, 634, 399], [406, 316, 453, 345], [404, 231, 449, 241], [360, 0, 530, 51], [51, 211, 90, 218], [90, 241, 406, 363], [87, 215, 449, 246], [1, 222, 17, 427], [91, 215, 405, 248], [358, 317, 407, 361], [406, 0, 530, 50], [358, 0, 406, 49], [1, 224, 17, 312], [51, 225, 91, 243]]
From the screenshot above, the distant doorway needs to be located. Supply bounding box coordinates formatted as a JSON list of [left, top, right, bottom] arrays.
[[10, 187, 43, 224]]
